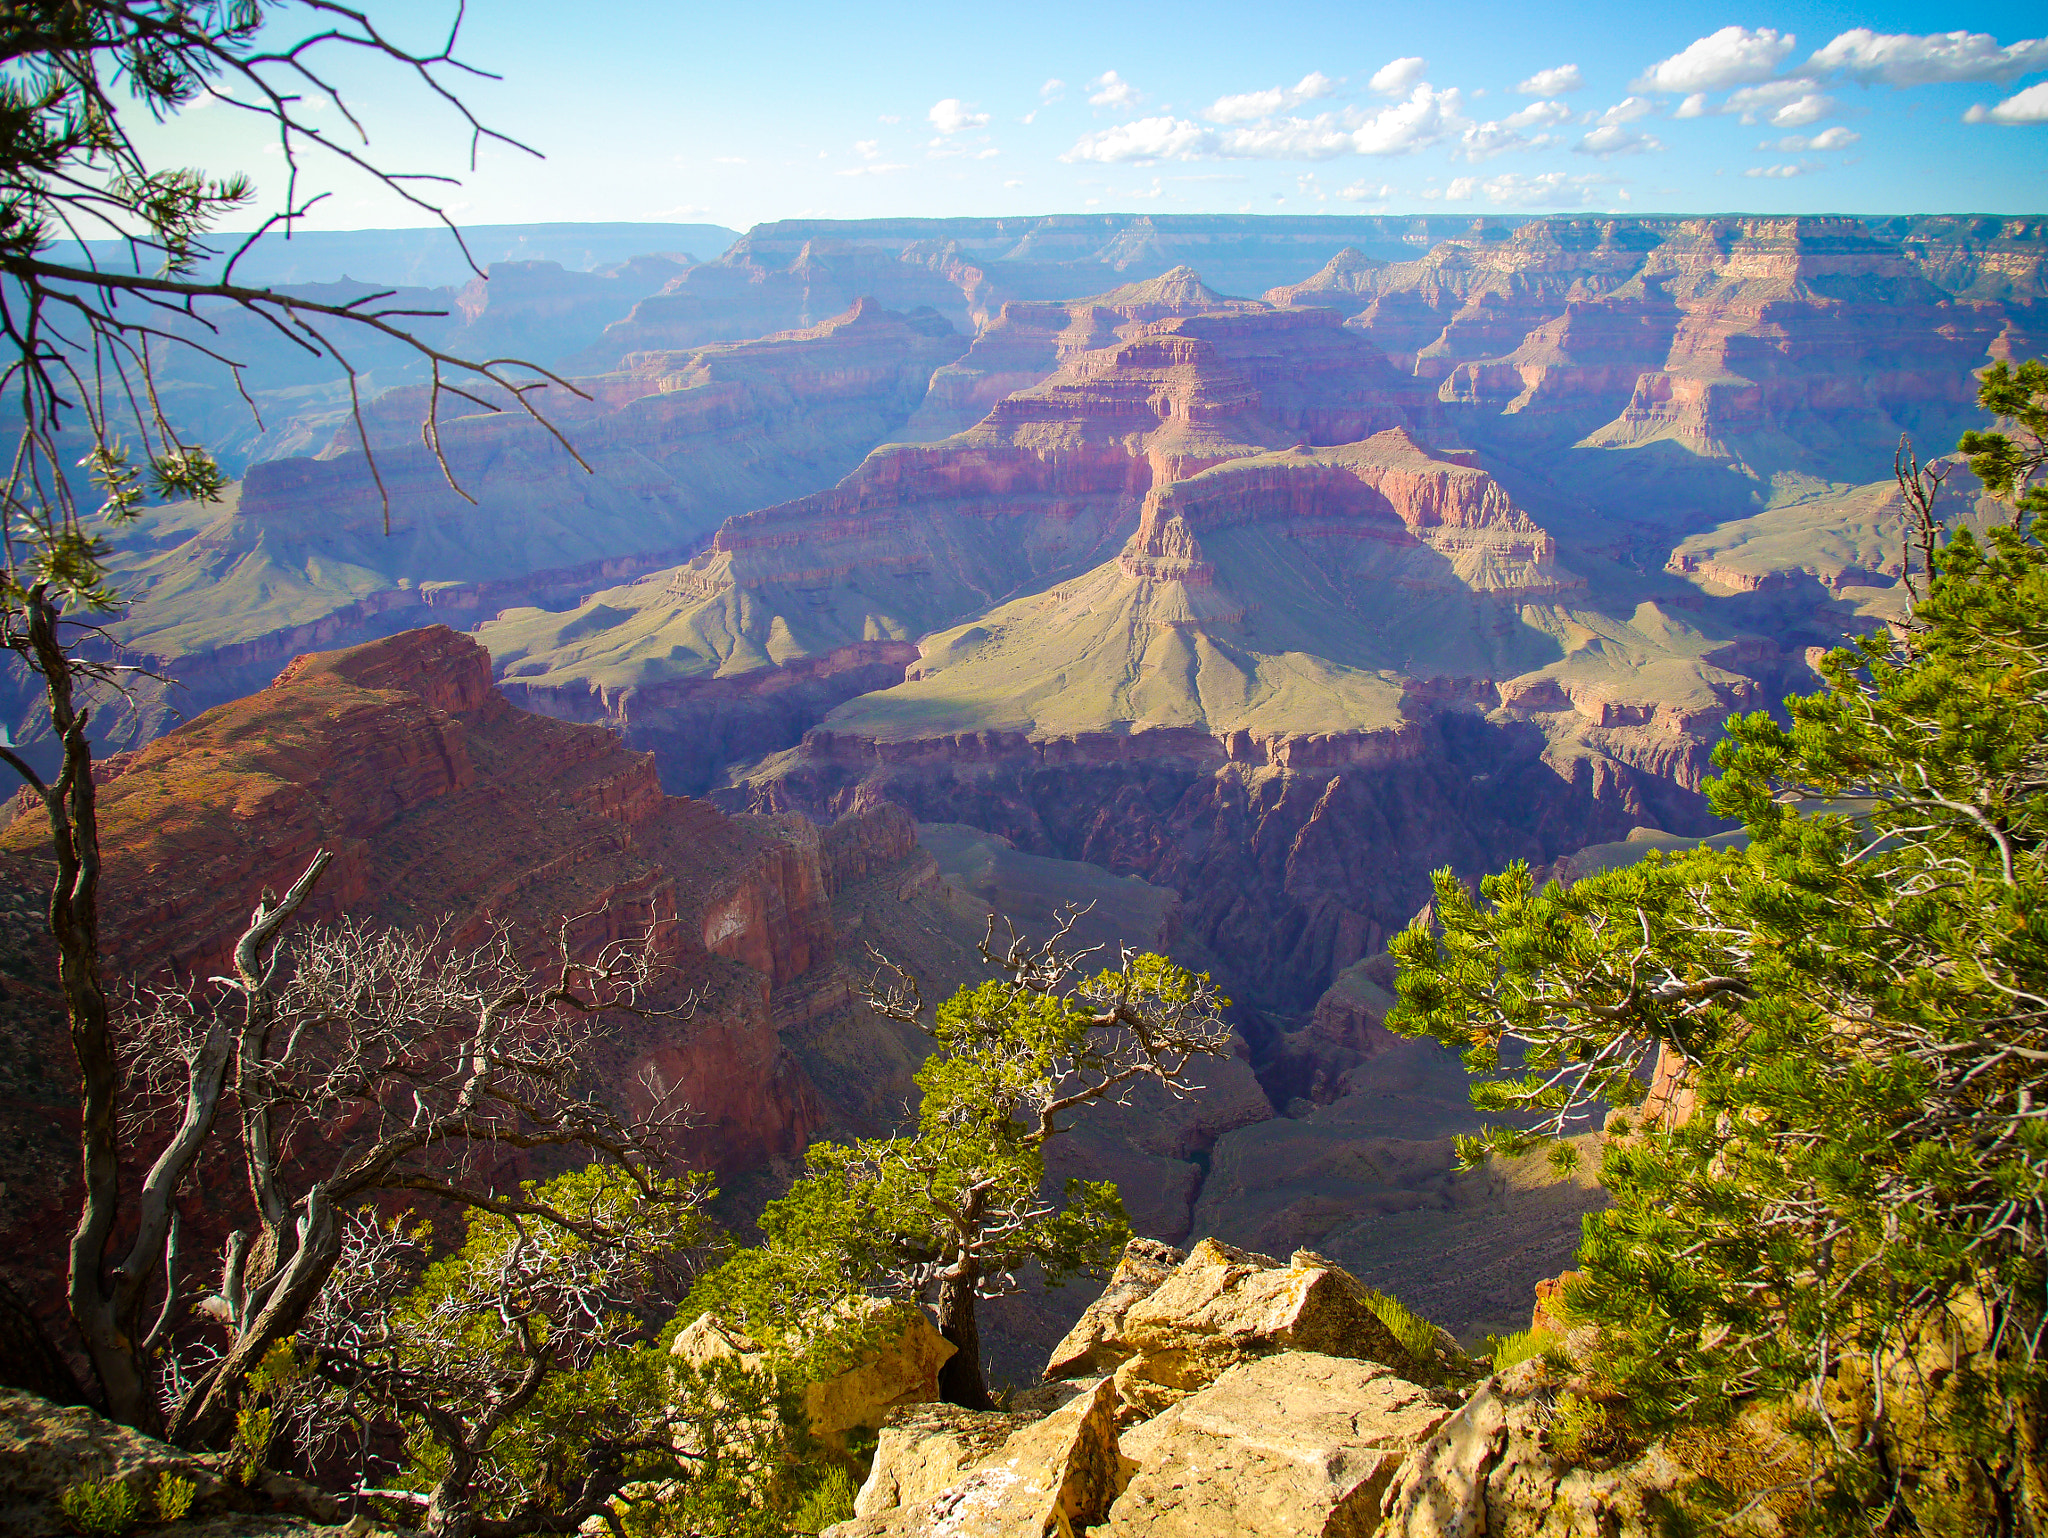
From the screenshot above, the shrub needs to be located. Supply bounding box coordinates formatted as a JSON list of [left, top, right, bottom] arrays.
[[57, 1478, 139, 1538]]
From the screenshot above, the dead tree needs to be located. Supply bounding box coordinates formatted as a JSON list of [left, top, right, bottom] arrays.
[[0, 1, 592, 1428], [135, 899, 695, 1448]]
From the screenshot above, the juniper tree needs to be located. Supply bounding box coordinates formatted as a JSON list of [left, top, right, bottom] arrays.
[[687, 915, 1234, 1410], [1389, 363, 2048, 1533]]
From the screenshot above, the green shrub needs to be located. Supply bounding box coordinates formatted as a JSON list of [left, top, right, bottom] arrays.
[[1360, 1286, 1474, 1383], [786, 1465, 858, 1534], [152, 1473, 197, 1523], [57, 1478, 139, 1538], [1482, 1325, 1556, 1372]]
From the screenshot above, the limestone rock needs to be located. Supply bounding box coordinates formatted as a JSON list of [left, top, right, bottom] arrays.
[[0, 1387, 222, 1533], [854, 1405, 1037, 1519], [1087, 1238, 1426, 1416], [1043, 1237, 1184, 1380], [670, 1302, 954, 1459], [1104, 1351, 1457, 1537], [826, 1376, 1130, 1538], [0, 1387, 375, 1537], [1378, 1357, 1705, 1538]]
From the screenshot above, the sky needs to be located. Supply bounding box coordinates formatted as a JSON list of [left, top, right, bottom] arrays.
[[131, 0, 2048, 233]]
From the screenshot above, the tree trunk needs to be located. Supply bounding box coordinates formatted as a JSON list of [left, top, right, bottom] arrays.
[[425, 1442, 478, 1538], [935, 1271, 992, 1410], [11, 592, 145, 1426]]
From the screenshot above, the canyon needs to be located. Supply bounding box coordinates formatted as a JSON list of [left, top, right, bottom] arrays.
[[4, 211, 2042, 1370]]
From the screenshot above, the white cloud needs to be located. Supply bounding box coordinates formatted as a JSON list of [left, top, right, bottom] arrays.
[[1723, 80, 1833, 126], [1745, 162, 1819, 177], [1041, 78, 1066, 102], [1476, 170, 1612, 206], [1596, 96, 1655, 124], [1766, 126, 1860, 151], [1089, 70, 1145, 111], [1004, 178, 1024, 188], [1504, 99, 1573, 129], [1966, 81, 2048, 124], [1369, 57, 1428, 95], [1454, 121, 1533, 160], [1061, 84, 1464, 163], [1445, 176, 1478, 200], [1517, 65, 1583, 95], [1206, 71, 1338, 124], [1810, 29, 2048, 85], [1063, 115, 1213, 162], [1576, 123, 1663, 156], [1573, 98, 1663, 156], [1221, 116, 1366, 158], [836, 163, 909, 177], [1675, 93, 1710, 118], [928, 99, 989, 135], [1338, 180, 1397, 202], [852, 139, 880, 160], [1635, 26, 1796, 93], [877, 114, 902, 125], [1352, 85, 1464, 153]]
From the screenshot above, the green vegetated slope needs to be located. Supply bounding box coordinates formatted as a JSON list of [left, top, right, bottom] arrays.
[[107, 302, 966, 663]]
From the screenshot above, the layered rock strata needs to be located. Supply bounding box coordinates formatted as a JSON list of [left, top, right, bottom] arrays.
[[23, 300, 966, 763], [0, 624, 921, 1175]]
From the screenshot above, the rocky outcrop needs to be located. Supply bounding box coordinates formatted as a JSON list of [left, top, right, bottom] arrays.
[[672, 1303, 956, 1461], [0, 1387, 373, 1537], [836, 1242, 1473, 1538], [1108, 1353, 1457, 1537], [832, 1377, 1131, 1538], [853, 1404, 1041, 1519], [0, 625, 937, 1175], [1041, 1239, 1461, 1420]]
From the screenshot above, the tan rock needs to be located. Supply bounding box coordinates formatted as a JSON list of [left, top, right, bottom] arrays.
[[670, 1301, 955, 1459], [1378, 1357, 1709, 1538], [1043, 1237, 1184, 1380], [825, 1376, 1131, 1538], [1377, 1369, 1516, 1538], [0, 1386, 222, 1534], [853, 1405, 1035, 1519], [1104, 1352, 1457, 1538], [1103, 1238, 1424, 1415]]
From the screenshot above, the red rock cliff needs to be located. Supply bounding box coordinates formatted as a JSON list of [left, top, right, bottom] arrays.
[[0, 626, 935, 1172]]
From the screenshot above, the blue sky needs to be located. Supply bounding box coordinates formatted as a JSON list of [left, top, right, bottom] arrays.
[[140, 0, 2047, 231]]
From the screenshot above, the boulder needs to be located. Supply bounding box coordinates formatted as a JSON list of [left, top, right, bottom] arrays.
[[0, 1387, 372, 1537], [853, 1404, 1036, 1519], [1042, 1237, 1184, 1380], [670, 1301, 954, 1459], [825, 1376, 1130, 1538], [1103, 1352, 1457, 1537], [1080, 1238, 1430, 1417], [1378, 1357, 1714, 1538], [0, 1387, 223, 1534]]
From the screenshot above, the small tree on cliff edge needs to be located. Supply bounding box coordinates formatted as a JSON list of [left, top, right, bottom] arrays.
[[686, 915, 1234, 1410], [0, 2, 587, 1427], [1388, 361, 2048, 1533]]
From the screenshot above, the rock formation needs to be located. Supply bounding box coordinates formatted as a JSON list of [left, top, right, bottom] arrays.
[[831, 1238, 1470, 1538], [13, 299, 965, 763], [0, 624, 870, 1175]]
